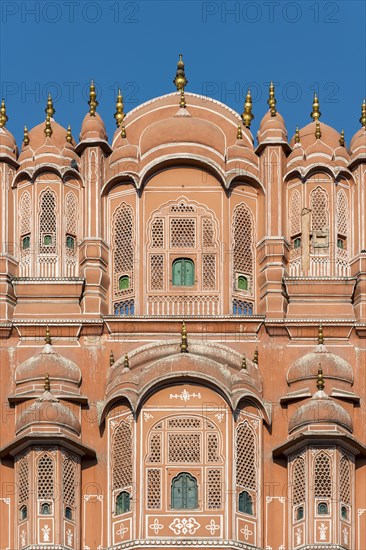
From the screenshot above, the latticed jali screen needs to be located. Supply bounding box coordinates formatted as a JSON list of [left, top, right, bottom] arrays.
[[112, 420, 133, 490]]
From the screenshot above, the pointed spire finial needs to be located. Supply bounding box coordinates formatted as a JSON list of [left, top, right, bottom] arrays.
[[360, 99, 366, 128], [315, 120, 322, 139], [109, 350, 115, 367], [173, 53, 188, 91], [253, 347, 258, 365], [318, 323, 324, 345], [44, 373, 51, 392], [241, 354, 247, 370], [114, 88, 125, 127], [268, 81, 277, 116], [237, 123, 243, 140], [316, 364, 325, 391], [179, 88, 186, 109], [294, 126, 300, 144], [45, 94, 55, 118], [88, 80, 98, 116], [66, 124, 73, 143], [124, 354, 130, 370], [23, 125, 30, 146], [241, 89, 254, 128], [310, 92, 321, 121], [45, 326, 52, 345], [180, 320, 188, 353], [121, 124, 126, 139], [339, 129, 345, 147], [0, 99, 8, 128], [44, 115, 53, 138]]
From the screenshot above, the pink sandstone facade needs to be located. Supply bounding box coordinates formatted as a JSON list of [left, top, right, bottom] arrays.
[[0, 57, 366, 549]]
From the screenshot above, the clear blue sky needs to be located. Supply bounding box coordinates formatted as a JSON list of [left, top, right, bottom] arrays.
[[1, 0, 365, 146]]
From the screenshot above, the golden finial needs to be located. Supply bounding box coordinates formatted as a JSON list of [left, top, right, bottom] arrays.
[[23, 126, 30, 146], [360, 99, 366, 128], [237, 123, 243, 140], [179, 88, 186, 109], [44, 373, 50, 392], [88, 80, 98, 116], [310, 92, 321, 121], [241, 354, 247, 370], [45, 326, 52, 345], [44, 115, 53, 138], [339, 129, 345, 147], [180, 321, 188, 353], [124, 354, 130, 370], [316, 365, 325, 391], [268, 81, 277, 117], [294, 126, 300, 144], [318, 323, 324, 345], [66, 124, 73, 143], [121, 124, 126, 139], [173, 53, 188, 91], [109, 350, 115, 367], [241, 89, 254, 128], [253, 347, 258, 365], [45, 94, 55, 118], [114, 88, 125, 127], [315, 120, 321, 139], [0, 99, 8, 128]]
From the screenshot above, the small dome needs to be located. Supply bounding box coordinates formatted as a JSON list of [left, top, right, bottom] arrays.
[[350, 127, 366, 155], [139, 112, 226, 156], [20, 119, 68, 155], [16, 342, 81, 386], [290, 121, 341, 150], [80, 112, 107, 141], [0, 126, 18, 159], [257, 110, 287, 144], [16, 390, 80, 435], [287, 343, 353, 385], [289, 391, 352, 433]]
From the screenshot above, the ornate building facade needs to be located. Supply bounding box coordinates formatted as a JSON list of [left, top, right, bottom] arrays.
[[0, 57, 366, 549]]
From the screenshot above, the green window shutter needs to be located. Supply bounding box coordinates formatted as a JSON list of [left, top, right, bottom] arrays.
[[237, 275, 248, 290], [171, 473, 198, 509], [116, 491, 130, 514], [172, 259, 182, 286], [119, 275, 130, 290], [172, 259, 194, 286], [238, 491, 253, 514]]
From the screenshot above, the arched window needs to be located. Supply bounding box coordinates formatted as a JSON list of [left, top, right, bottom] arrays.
[[116, 491, 130, 515], [65, 506, 72, 520], [296, 506, 304, 520], [341, 505, 348, 520], [237, 275, 248, 291], [22, 235, 30, 250], [317, 502, 328, 515], [66, 235, 75, 250], [238, 490, 253, 515], [19, 505, 27, 520], [43, 234, 53, 246], [40, 502, 51, 515], [119, 275, 130, 290], [294, 237, 301, 249], [171, 472, 198, 510], [172, 258, 195, 286]]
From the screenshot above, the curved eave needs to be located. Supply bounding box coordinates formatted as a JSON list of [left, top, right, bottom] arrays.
[[0, 153, 19, 169], [284, 163, 352, 182], [255, 140, 291, 156], [99, 371, 269, 427], [348, 153, 366, 170], [273, 431, 366, 459], [0, 432, 96, 459], [75, 138, 112, 155], [13, 165, 83, 187]]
